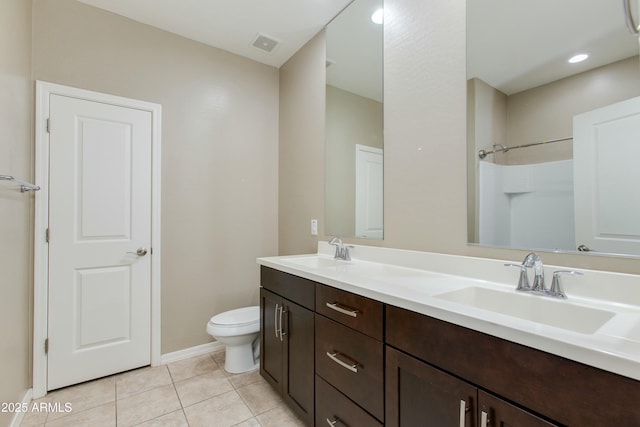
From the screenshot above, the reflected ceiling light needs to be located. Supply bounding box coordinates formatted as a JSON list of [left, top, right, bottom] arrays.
[[568, 53, 589, 64], [371, 8, 384, 24]]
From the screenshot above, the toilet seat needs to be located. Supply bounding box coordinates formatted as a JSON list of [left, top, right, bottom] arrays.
[[207, 306, 259, 337]]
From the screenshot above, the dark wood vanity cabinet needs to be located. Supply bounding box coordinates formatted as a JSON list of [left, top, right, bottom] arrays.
[[386, 346, 557, 427], [260, 266, 640, 427], [387, 305, 640, 427], [260, 268, 315, 426]]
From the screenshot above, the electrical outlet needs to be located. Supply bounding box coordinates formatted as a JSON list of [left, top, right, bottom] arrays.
[[311, 219, 318, 235]]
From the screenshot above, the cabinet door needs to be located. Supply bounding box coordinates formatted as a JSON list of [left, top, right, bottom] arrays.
[[282, 299, 315, 426], [386, 346, 477, 427], [260, 288, 283, 392], [478, 391, 559, 427]]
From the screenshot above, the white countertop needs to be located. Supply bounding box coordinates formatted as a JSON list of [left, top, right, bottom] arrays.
[[258, 242, 640, 381]]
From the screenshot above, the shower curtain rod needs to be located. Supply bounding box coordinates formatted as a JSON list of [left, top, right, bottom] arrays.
[[478, 136, 573, 159]]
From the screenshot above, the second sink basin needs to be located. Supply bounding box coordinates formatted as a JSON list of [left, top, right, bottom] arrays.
[[435, 286, 615, 334]]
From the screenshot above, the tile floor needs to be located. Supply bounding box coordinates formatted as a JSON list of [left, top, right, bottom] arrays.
[[20, 350, 305, 427]]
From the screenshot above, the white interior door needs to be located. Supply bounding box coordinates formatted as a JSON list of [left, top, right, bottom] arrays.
[[47, 93, 153, 390], [573, 96, 640, 255], [355, 144, 383, 239]]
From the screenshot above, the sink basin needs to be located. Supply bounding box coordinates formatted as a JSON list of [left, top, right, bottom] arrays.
[[435, 287, 615, 334]]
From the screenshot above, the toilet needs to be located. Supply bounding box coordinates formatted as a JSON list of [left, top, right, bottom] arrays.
[[206, 306, 260, 374]]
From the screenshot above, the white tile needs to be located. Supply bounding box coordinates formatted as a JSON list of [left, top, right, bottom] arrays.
[[167, 354, 219, 382], [116, 365, 173, 400], [183, 390, 253, 427], [134, 409, 189, 427], [116, 384, 181, 427], [174, 370, 234, 407], [44, 402, 115, 427]]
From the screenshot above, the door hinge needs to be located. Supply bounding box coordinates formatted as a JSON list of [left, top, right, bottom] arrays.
[[44, 338, 49, 354], [45, 228, 50, 243], [46, 118, 50, 133]]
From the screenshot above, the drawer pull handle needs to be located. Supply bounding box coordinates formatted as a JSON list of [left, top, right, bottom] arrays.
[[326, 302, 358, 318], [326, 351, 360, 373], [326, 416, 347, 427]]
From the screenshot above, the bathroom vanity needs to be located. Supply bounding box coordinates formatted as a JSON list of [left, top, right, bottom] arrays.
[[258, 243, 640, 426]]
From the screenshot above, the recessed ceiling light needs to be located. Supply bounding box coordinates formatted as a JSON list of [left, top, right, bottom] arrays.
[[568, 53, 589, 64], [371, 8, 384, 25]]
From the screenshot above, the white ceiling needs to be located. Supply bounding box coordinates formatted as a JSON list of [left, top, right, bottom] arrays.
[[468, 0, 639, 95], [77, 0, 639, 96], [77, 0, 353, 68], [326, 0, 383, 102]]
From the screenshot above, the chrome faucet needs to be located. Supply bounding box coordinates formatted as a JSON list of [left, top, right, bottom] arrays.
[[505, 252, 582, 298], [523, 252, 545, 292], [328, 237, 352, 261]]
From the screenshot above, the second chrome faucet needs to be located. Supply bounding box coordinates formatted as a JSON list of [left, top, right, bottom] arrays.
[[328, 237, 353, 261], [505, 252, 582, 299]]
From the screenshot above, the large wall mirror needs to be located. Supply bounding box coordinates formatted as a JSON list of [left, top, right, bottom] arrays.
[[467, 0, 640, 257], [325, 0, 384, 239]]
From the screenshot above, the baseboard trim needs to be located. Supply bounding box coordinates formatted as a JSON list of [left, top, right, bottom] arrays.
[[159, 341, 224, 365], [9, 388, 33, 427]]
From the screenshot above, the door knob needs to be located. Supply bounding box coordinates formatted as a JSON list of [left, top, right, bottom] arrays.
[[127, 248, 148, 256]]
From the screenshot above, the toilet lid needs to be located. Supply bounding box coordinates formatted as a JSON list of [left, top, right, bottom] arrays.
[[210, 306, 259, 326]]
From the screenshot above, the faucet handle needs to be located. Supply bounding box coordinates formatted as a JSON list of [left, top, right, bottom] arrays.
[[343, 245, 354, 261], [505, 263, 531, 291], [548, 270, 583, 299]]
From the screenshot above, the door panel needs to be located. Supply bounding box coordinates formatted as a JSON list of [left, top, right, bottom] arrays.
[[478, 390, 559, 427], [355, 144, 383, 239], [573, 96, 640, 255], [386, 346, 476, 427], [283, 300, 314, 426], [260, 288, 283, 390], [48, 94, 152, 390]]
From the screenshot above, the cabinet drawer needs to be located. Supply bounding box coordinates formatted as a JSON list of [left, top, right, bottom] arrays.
[[316, 284, 383, 340], [316, 375, 383, 427], [315, 314, 384, 421], [260, 266, 315, 310]]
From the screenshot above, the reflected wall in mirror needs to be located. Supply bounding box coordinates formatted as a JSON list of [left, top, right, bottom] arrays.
[[467, 0, 640, 257], [325, 0, 383, 239]]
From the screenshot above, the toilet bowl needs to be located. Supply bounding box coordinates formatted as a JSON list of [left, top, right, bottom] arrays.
[[206, 306, 260, 374]]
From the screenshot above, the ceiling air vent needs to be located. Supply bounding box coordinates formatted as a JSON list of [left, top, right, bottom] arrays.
[[251, 33, 281, 53]]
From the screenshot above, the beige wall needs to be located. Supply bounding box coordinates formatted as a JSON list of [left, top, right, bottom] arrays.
[[0, 1, 33, 425], [325, 85, 383, 237], [33, 0, 279, 353], [279, 0, 640, 275], [507, 56, 640, 165]]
